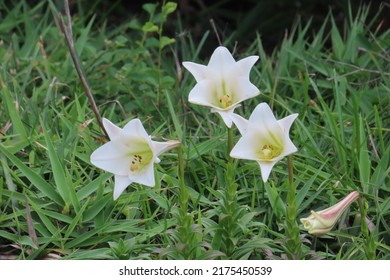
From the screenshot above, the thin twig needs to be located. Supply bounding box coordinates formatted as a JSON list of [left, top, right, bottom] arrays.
[[359, 46, 390, 63], [57, 0, 108, 138], [209, 18, 222, 46], [170, 45, 182, 85], [368, 132, 380, 160], [25, 196, 38, 247], [325, 58, 390, 81]]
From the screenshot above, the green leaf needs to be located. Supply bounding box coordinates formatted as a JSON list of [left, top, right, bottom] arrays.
[[29, 198, 62, 238], [0, 230, 18, 242], [142, 21, 159, 33], [358, 116, 371, 193], [83, 195, 111, 221], [42, 124, 71, 207], [371, 146, 390, 190], [2, 84, 27, 139], [76, 172, 112, 201], [165, 90, 183, 140], [159, 36, 175, 49], [115, 35, 128, 47], [264, 182, 285, 221], [64, 198, 90, 240], [0, 144, 64, 206], [162, 2, 177, 18], [19, 236, 38, 249], [142, 3, 158, 16], [331, 17, 345, 59]]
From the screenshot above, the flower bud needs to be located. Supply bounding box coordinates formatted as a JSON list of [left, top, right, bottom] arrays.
[[300, 191, 360, 236]]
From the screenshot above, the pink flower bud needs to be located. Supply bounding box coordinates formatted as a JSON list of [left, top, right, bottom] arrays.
[[300, 191, 360, 236]]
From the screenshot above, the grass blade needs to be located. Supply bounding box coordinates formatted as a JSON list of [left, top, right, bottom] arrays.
[[0, 143, 64, 206]]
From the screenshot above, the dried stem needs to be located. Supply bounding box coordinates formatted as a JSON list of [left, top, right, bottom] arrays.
[[25, 196, 38, 247], [325, 58, 390, 81], [209, 18, 222, 46], [57, 0, 108, 138]]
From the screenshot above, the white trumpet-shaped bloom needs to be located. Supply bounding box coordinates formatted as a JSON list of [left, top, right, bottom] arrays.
[[183, 46, 260, 127], [230, 103, 298, 182], [90, 118, 180, 200]]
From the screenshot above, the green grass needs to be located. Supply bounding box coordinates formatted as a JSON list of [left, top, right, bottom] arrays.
[[0, 1, 389, 260]]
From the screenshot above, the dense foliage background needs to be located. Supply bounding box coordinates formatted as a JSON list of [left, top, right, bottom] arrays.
[[0, 0, 389, 259]]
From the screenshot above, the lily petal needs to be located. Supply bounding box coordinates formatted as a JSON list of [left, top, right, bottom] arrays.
[[129, 162, 155, 187], [235, 56, 259, 76], [113, 175, 132, 200], [278, 113, 299, 133], [123, 118, 150, 141], [230, 131, 262, 161], [257, 161, 278, 183], [233, 77, 260, 102], [188, 80, 216, 107], [231, 113, 249, 135], [208, 46, 236, 69], [248, 103, 284, 145], [103, 118, 122, 140], [152, 140, 180, 156], [248, 103, 278, 126], [282, 135, 298, 156], [182, 62, 209, 82], [90, 141, 131, 176], [211, 106, 239, 128]]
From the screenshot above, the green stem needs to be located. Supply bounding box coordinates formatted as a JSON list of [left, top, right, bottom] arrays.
[[227, 127, 234, 162], [287, 155, 294, 185], [176, 144, 196, 259], [285, 155, 302, 259], [358, 196, 376, 260], [223, 160, 238, 258], [222, 125, 238, 257], [177, 144, 188, 213]]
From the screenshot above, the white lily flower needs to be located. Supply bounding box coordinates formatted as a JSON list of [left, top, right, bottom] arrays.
[[90, 118, 180, 200], [230, 103, 298, 182], [183, 46, 260, 127]]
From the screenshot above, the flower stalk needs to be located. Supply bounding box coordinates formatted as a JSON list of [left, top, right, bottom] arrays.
[[220, 161, 239, 258], [227, 127, 234, 162], [285, 155, 302, 259], [357, 196, 376, 259], [177, 144, 188, 214], [175, 143, 199, 259]]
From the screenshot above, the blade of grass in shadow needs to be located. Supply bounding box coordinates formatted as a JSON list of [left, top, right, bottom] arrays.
[[76, 173, 112, 201], [28, 197, 63, 247], [25, 196, 38, 248], [42, 122, 72, 211], [358, 116, 371, 194], [64, 198, 90, 240], [0, 143, 64, 206], [2, 81, 27, 139], [309, 77, 348, 173], [83, 194, 111, 222]]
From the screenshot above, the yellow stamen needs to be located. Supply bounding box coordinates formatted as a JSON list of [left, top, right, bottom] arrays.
[[130, 154, 142, 172], [259, 144, 282, 160], [129, 152, 153, 173], [219, 94, 232, 108]]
